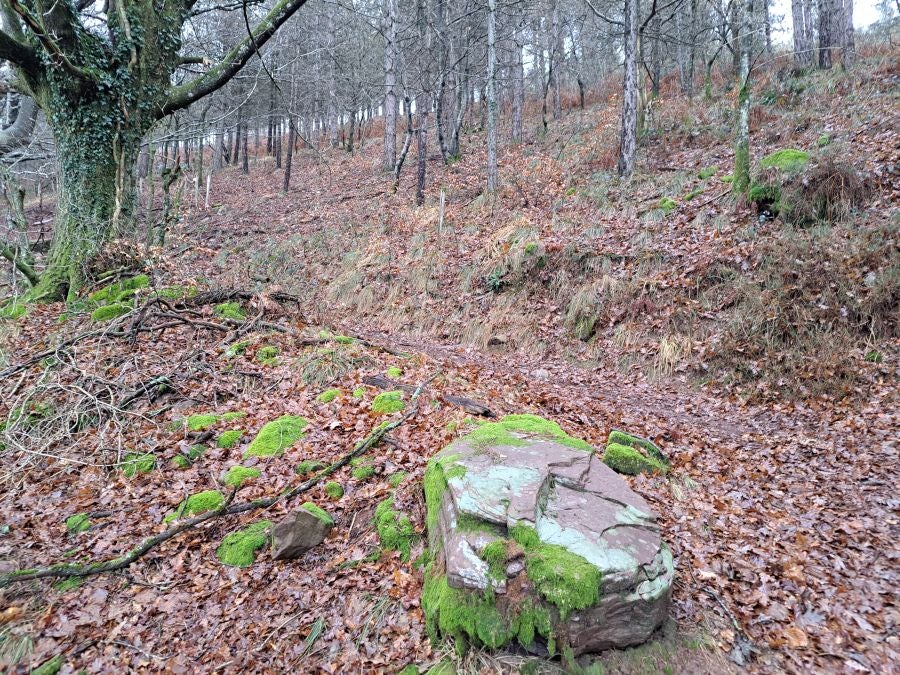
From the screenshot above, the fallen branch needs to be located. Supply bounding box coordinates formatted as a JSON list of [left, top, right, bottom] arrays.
[[0, 377, 433, 586]]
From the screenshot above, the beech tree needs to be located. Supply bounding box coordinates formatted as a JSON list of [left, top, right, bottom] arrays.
[[0, 0, 311, 300]]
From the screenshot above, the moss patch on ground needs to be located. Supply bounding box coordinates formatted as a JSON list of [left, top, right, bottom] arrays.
[[90, 302, 132, 322], [65, 513, 90, 534], [216, 520, 272, 567], [223, 465, 261, 488], [244, 415, 308, 458], [759, 148, 809, 173], [317, 388, 341, 403], [324, 481, 344, 499], [301, 502, 334, 526], [216, 430, 244, 449], [120, 452, 155, 477], [256, 345, 280, 365], [214, 301, 247, 321], [352, 387, 365, 398], [372, 391, 405, 414], [88, 275, 149, 304], [386, 366, 403, 378], [351, 456, 376, 480], [296, 459, 325, 474], [0, 301, 27, 320], [187, 413, 219, 431], [165, 490, 225, 523], [460, 414, 593, 452], [31, 655, 63, 675], [375, 496, 417, 560], [387, 471, 407, 488]]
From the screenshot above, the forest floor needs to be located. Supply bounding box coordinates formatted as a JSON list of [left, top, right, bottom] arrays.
[[0, 53, 898, 674]]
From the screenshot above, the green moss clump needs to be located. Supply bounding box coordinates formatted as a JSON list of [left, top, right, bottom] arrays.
[[31, 655, 63, 675], [216, 520, 271, 567], [165, 490, 225, 523], [223, 465, 261, 487], [523, 538, 601, 619], [397, 666, 420, 675], [748, 182, 782, 205], [216, 430, 243, 449], [215, 301, 247, 321], [187, 413, 219, 431], [154, 284, 196, 300], [607, 430, 668, 465], [684, 187, 703, 200], [509, 523, 541, 549], [817, 134, 831, 148], [88, 275, 149, 304], [721, 174, 734, 183], [222, 411, 246, 422], [120, 452, 155, 477], [90, 302, 131, 321], [375, 496, 417, 561], [602, 443, 668, 475], [296, 459, 325, 474], [387, 471, 407, 488], [759, 148, 809, 173], [172, 454, 192, 469], [657, 197, 677, 213], [698, 167, 716, 180], [188, 444, 207, 460], [225, 340, 251, 358], [424, 457, 451, 536], [462, 414, 593, 452], [386, 366, 403, 378], [65, 513, 91, 534], [301, 501, 334, 526], [317, 388, 341, 403], [372, 391, 405, 414], [422, 566, 513, 649], [352, 387, 365, 398], [256, 345, 280, 365], [54, 576, 84, 592], [523, 241, 539, 255], [352, 465, 375, 480], [0, 301, 27, 320], [324, 481, 344, 499], [480, 540, 508, 581], [244, 415, 308, 458]]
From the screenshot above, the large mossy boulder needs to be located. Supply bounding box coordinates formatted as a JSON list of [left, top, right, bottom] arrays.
[[423, 415, 674, 656]]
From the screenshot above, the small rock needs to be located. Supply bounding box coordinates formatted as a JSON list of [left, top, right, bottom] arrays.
[[531, 368, 550, 381], [487, 334, 508, 346], [271, 508, 333, 560], [506, 560, 524, 576]]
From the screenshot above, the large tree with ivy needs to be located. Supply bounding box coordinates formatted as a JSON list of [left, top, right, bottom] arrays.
[[0, 0, 308, 300]]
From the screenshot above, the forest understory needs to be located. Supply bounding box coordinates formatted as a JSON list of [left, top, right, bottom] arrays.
[[0, 53, 898, 674]]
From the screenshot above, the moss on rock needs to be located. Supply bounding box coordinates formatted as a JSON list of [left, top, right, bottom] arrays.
[[0, 301, 27, 320], [65, 513, 91, 534], [324, 481, 344, 499], [216, 430, 243, 449], [225, 340, 251, 358], [372, 391, 405, 414], [375, 496, 417, 560], [351, 455, 375, 480], [88, 275, 149, 304], [222, 411, 246, 422], [317, 388, 341, 403], [172, 454, 192, 469], [461, 414, 593, 452], [120, 452, 155, 477], [244, 415, 308, 458], [698, 166, 716, 180], [301, 501, 334, 526], [216, 520, 272, 567], [602, 443, 668, 475], [657, 197, 677, 213], [223, 465, 261, 488], [164, 489, 225, 523]]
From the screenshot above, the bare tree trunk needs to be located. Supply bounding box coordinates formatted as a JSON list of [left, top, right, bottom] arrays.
[[275, 118, 282, 169], [551, 0, 562, 119], [212, 117, 224, 171], [511, 30, 524, 143], [383, 0, 399, 170], [486, 0, 498, 192], [618, 0, 639, 178], [734, 0, 753, 193], [818, 0, 833, 68], [792, 0, 813, 67], [241, 123, 249, 174], [840, 0, 856, 67], [762, 0, 773, 57], [283, 117, 295, 192]]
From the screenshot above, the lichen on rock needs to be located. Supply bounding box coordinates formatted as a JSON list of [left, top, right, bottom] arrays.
[[243, 415, 308, 458], [216, 520, 271, 567]]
